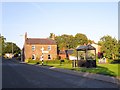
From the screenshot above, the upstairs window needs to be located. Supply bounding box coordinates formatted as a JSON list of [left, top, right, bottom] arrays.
[[48, 45, 51, 51], [32, 45, 35, 51]]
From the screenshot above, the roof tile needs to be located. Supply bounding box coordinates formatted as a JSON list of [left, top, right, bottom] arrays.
[[26, 38, 56, 45]]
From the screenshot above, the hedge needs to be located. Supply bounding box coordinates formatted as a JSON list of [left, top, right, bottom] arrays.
[[27, 59, 73, 65]]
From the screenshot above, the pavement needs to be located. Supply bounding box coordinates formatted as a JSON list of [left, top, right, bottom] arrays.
[[33, 64, 120, 85]]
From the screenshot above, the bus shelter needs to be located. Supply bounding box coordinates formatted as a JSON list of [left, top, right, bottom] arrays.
[[76, 44, 97, 68]]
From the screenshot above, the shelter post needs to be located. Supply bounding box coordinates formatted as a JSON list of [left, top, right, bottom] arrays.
[[85, 49, 87, 61], [77, 50, 78, 67], [95, 49, 96, 60]]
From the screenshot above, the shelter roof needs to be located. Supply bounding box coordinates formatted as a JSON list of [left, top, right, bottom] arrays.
[[76, 44, 96, 51]]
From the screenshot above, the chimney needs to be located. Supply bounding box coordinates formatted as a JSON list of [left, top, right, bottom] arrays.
[[25, 32, 27, 41]]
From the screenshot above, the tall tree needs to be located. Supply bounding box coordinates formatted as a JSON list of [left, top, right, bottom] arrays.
[[98, 35, 118, 59], [0, 35, 6, 55], [74, 33, 88, 47], [118, 40, 120, 59], [55, 33, 89, 50], [55, 34, 74, 50], [3, 42, 21, 55]]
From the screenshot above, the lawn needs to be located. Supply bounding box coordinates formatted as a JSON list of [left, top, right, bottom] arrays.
[[43, 63, 120, 77], [27, 60, 120, 77], [98, 64, 119, 76]]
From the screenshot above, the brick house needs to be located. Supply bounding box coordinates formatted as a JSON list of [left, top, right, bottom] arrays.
[[91, 43, 101, 54], [58, 49, 74, 60], [58, 50, 66, 60], [22, 33, 57, 62]]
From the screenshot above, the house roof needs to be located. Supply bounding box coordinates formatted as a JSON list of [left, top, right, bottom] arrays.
[[26, 38, 56, 45], [58, 49, 74, 55], [65, 49, 74, 54], [59, 50, 66, 54], [76, 44, 96, 51]]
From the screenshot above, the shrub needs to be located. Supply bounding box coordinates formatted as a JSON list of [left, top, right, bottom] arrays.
[[36, 62, 40, 64], [27, 59, 73, 65], [28, 59, 38, 64], [16, 57, 21, 60], [110, 59, 120, 64], [63, 59, 72, 64], [44, 60, 60, 64], [56, 56, 61, 60]]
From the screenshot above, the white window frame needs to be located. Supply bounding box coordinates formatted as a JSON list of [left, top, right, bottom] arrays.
[[48, 45, 51, 51], [32, 45, 35, 51]]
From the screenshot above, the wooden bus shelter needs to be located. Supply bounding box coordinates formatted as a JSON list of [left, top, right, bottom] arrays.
[[76, 44, 97, 68]]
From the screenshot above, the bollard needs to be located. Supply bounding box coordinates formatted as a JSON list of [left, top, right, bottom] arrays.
[[42, 60, 43, 65]]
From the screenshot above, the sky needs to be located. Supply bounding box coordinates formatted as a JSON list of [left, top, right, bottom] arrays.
[[1, 1, 118, 49]]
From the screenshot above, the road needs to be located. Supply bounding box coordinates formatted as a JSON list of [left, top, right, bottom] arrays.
[[2, 58, 119, 88]]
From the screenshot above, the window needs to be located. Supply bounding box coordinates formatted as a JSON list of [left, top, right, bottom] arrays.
[[48, 54, 51, 60], [32, 45, 35, 51], [48, 45, 51, 50], [32, 54, 36, 60]]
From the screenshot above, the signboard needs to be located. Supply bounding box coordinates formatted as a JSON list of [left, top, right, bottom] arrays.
[[42, 51, 49, 53]]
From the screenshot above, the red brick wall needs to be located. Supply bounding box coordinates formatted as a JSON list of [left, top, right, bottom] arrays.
[[24, 44, 57, 61]]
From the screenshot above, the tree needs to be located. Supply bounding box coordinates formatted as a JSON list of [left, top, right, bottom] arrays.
[[0, 35, 6, 55], [74, 33, 88, 47], [55, 33, 89, 50], [98, 35, 118, 59], [118, 40, 120, 59], [0, 35, 21, 57], [49, 33, 54, 38], [55, 34, 74, 50], [3, 42, 21, 56], [88, 39, 94, 44]]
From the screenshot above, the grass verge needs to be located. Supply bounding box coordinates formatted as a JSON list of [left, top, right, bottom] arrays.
[[27, 59, 120, 77]]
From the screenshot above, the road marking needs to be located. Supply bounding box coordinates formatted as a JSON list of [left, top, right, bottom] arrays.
[[49, 67, 56, 69]]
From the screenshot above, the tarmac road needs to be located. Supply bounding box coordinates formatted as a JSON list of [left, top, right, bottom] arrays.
[[2, 58, 119, 88]]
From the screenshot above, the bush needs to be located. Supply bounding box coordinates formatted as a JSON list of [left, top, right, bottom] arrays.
[[36, 62, 40, 64], [44, 59, 72, 65], [44, 60, 60, 64], [63, 59, 72, 64], [107, 59, 113, 64], [27, 59, 73, 65], [16, 57, 21, 60], [28, 59, 39, 64], [110, 59, 120, 64]]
